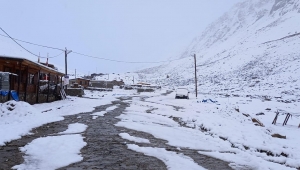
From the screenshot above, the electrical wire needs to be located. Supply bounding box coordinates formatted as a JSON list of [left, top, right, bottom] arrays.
[[72, 51, 192, 64], [0, 27, 42, 58], [1, 27, 192, 64], [0, 33, 64, 51], [47, 51, 64, 58], [0, 27, 63, 59]]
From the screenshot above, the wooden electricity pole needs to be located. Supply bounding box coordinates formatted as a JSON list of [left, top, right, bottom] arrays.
[[65, 48, 67, 76], [65, 48, 72, 90], [194, 54, 198, 98]]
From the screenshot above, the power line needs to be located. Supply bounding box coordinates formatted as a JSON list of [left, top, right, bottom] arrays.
[[0, 33, 64, 51], [0, 27, 42, 58], [0, 27, 192, 64], [72, 51, 191, 64], [0, 27, 62, 59], [48, 51, 64, 58]]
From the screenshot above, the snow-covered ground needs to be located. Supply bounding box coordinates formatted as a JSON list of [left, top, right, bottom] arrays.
[[115, 89, 300, 169], [13, 124, 87, 170], [0, 93, 118, 169], [1, 88, 299, 169]]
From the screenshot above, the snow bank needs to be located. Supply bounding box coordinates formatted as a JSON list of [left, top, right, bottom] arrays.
[[0, 101, 62, 145]]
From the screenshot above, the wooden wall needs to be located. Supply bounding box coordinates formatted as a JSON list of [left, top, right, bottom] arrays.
[[0, 57, 64, 104]]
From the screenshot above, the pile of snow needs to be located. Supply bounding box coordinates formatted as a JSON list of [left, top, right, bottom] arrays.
[[0, 100, 39, 118], [0, 101, 62, 145]]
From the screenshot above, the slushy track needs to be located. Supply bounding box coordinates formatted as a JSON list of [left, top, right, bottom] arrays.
[[62, 96, 233, 170], [61, 97, 167, 170], [0, 95, 234, 170]]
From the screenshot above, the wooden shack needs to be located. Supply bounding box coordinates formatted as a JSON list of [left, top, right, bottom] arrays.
[[0, 55, 65, 104]]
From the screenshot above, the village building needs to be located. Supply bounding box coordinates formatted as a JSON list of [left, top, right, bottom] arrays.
[[0, 55, 65, 104], [90, 80, 124, 89], [69, 78, 90, 88]]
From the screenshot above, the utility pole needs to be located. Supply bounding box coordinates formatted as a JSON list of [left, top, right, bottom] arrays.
[[65, 47, 72, 89], [75, 69, 76, 79], [194, 54, 198, 98]]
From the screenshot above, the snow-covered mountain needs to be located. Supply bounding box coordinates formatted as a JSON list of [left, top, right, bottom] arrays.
[[138, 0, 300, 100]]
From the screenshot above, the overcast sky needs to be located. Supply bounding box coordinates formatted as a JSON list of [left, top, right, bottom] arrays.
[[0, 0, 243, 75]]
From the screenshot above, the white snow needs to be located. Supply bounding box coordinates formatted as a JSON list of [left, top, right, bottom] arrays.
[[1, 87, 299, 169], [1, 0, 300, 169], [58, 123, 87, 134], [0, 96, 113, 146], [0, 101, 62, 145], [13, 122, 89, 169], [119, 133, 150, 143], [106, 105, 118, 112], [91, 111, 106, 119], [127, 144, 206, 170], [116, 90, 300, 169], [13, 134, 86, 170]]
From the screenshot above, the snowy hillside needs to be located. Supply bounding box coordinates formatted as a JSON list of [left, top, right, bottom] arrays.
[[138, 0, 300, 99]]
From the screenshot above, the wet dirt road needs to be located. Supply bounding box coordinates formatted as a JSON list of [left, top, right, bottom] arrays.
[[0, 96, 234, 170]]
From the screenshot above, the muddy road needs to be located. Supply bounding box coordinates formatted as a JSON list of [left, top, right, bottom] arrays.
[[0, 96, 233, 170]]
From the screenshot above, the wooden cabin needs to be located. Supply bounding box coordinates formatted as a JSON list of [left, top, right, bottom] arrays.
[[0, 55, 65, 104]]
